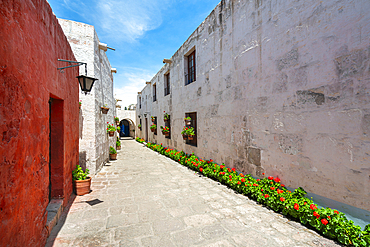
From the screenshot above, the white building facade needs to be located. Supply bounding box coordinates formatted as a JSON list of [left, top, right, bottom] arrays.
[[59, 19, 117, 174], [137, 0, 370, 212]]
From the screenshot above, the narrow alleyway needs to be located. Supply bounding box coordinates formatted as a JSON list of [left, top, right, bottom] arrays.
[[46, 138, 340, 247]]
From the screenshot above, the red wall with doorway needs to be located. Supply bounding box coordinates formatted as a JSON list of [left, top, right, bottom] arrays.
[[0, 0, 79, 246]]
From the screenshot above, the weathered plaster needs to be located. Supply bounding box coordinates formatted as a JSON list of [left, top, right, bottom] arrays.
[[137, 0, 370, 211]]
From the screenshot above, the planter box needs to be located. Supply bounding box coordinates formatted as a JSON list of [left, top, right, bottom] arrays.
[[182, 134, 188, 140], [163, 131, 170, 136], [101, 107, 109, 114], [188, 135, 194, 141], [108, 131, 115, 137], [151, 118, 155, 122], [109, 153, 117, 160], [151, 128, 155, 132], [73, 177, 91, 196]]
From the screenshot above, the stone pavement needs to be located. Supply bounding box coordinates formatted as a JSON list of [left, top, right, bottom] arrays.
[[46, 138, 341, 247]]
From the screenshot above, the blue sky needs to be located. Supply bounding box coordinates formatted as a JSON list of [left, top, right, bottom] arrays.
[[47, 0, 221, 107]]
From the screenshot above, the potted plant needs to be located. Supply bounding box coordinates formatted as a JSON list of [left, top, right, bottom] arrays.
[[116, 138, 121, 150], [72, 165, 91, 196], [186, 127, 195, 140], [160, 126, 170, 136], [150, 124, 156, 132], [79, 100, 82, 110], [106, 123, 116, 137], [117, 126, 121, 133], [181, 126, 188, 140], [138, 124, 142, 130], [184, 116, 191, 126], [109, 146, 117, 160], [101, 104, 109, 114], [151, 116, 155, 122], [163, 112, 169, 121], [114, 116, 119, 125]]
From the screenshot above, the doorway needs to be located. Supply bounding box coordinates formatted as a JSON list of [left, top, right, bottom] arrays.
[[145, 117, 148, 141], [120, 119, 130, 137], [49, 97, 64, 200]]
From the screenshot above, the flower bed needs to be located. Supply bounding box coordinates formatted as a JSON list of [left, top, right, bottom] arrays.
[[135, 138, 370, 246]]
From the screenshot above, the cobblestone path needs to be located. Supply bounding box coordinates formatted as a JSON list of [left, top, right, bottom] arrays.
[[46, 138, 341, 247]]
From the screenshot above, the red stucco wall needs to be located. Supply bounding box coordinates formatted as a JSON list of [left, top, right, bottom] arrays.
[[0, 0, 79, 246]]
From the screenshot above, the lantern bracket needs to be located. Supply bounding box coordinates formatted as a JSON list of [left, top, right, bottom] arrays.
[[57, 59, 87, 75]]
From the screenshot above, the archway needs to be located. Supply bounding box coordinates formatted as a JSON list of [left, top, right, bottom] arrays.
[[119, 118, 135, 138]]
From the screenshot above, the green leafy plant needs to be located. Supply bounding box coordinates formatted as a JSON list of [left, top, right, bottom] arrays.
[[114, 116, 119, 122], [137, 140, 370, 247], [72, 165, 89, 181], [160, 126, 170, 133], [109, 146, 117, 154], [103, 104, 108, 108], [181, 126, 188, 135], [116, 139, 121, 147], [151, 116, 155, 120], [138, 124, 142, 128], [184, 116, 191, 121], [135, 137, 145, 143], [117, 126, 121, 131], [79, 100, 82, 106], [150, 124, 156, 130], [106, 123, 116, 132], [181, 126, 194, 136], [164, 112, 169, 121]]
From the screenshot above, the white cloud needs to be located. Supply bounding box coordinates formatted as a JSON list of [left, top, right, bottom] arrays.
[[113, 68, 155, 108]]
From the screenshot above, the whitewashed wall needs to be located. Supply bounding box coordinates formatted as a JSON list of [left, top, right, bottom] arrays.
[[137, 0, 370, 211], [59, 19, 116, 175]]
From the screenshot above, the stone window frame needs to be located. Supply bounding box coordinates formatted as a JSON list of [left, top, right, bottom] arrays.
[[184, 46, 196, 86], [164, 71, 170, 96], [185, 112, 197, 147], [153, 83, 157, 102]]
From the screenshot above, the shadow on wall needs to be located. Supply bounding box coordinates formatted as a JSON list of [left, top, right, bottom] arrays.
[[79, 110, 84, 139], [79, 151, 87, 170]]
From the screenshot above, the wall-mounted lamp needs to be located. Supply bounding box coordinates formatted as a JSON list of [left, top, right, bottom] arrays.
[[146, 81, 151, 85], [138, 115, 141, 119], [57, 59, 98, 95], [111, 68, 117, 73], [144, 113, 147, 117]]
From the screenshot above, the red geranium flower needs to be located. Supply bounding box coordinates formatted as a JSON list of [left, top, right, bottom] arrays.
[[257, 179, 260, 182], [280, 197, 285, 202], [264, 194, 269, 198], [241, 178, 245, 182], [261, 189, 264, 192], [321, 219, 328, 225], [199, 168, 203, 172], [334, 210, 339, 214], [240, 173, 244, 177], [313, 211, 320, 219], [237, 181, 241, 185], [262, 173, 265, 175], [281, 184, 285, 187], [310, 204, 317, 210], [229, 175, 232, 179], [274, 177, 280, 183], [294, 203, 299, 211], [270, 187, 275, 190], [327, 216, 331, 219], [268, 176, 274, 180], [232, 168, 236, 172], [210, 159, 213, 162], [304, 202, 307, 205], [214, 170, 216, 172]]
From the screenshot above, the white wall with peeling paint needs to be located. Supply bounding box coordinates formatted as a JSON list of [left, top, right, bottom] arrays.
[[59, 19, 116, 175], [136, 0, 370, 211]]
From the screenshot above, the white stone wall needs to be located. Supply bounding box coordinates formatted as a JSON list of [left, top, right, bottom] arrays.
[[59, 19, 116, 175], [137, 0, 370, 211]]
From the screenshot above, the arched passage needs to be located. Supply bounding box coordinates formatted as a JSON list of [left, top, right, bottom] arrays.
[[119, 118, 135, 138]]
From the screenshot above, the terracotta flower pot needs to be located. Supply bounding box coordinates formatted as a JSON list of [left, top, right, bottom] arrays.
[[151, 118, 155, 122], [151, 128, 155, 132], [73, 177, 91, 196], [188, 135, 194, 141], [117, 145, 121, 150], [108, 131, 115, 137], [110, 153, 117, 160], [79, 104, 81, 110], [182, 134, 188, 140], [163, 132, 170, 136], [101, 107, 109, 114]]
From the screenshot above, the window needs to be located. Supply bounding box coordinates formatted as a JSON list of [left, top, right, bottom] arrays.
[[154, 117, 157, 135], [185, 112, 197, 147], [153, 84, 157, 102], [164, 73, 170, 96], [139, 97, 141, 109], [165, 115, 171, 139], [186, 50, 196, 85]]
